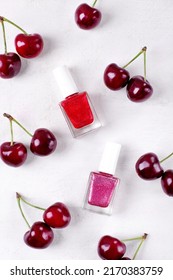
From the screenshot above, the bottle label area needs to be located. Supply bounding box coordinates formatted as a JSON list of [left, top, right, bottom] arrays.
[[61, 92, 94, 129], [84, 172, 119, 215], [60, 92, 101, 137]]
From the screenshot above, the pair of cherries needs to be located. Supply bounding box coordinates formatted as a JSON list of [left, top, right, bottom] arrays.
[[98, 233, 147, 260], [104, 47, 153, 102], [136, 152, 173, 196], [16, 193, 71, 249], [0, 16, 43, 79], [0, 113, 57, 167]]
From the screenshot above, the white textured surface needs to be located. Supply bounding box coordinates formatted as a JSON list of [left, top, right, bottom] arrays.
[[0, 0, 173, 260]]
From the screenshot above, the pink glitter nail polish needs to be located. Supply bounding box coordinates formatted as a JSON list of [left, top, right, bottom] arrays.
[[84, 142, 121, 215]]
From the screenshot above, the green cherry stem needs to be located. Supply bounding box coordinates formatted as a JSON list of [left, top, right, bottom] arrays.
[[123, 46, 147, 70], [16, 193, 30, 228], [0, 19, 7, 54], [92, 0, 98, 7], [3, 113, 33, 138], [143, 47, 147, 81], [2, 16, 27, 34], [10, 118, 14, 146], [132, 233, 148, 260], [160, 152, 173, 163], [4, 112, 14, 145], [17, 192, 45, 211], [121, 234, 145, 242]]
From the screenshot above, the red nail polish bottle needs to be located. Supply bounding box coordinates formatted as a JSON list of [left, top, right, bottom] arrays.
[[53, 66, 101, 137]]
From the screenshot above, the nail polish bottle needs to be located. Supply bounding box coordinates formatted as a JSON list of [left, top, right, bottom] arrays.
[[84, 142, 121, 215], [53, 66, 101, 137]]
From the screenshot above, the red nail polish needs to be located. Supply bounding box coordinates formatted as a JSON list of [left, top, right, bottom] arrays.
[[84, 142, 121, 215], [53, 66, 101, 137]]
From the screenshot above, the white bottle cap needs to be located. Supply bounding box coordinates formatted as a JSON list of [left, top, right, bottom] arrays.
[[53, 66, 79, 99], [98, 142, 121, 175]]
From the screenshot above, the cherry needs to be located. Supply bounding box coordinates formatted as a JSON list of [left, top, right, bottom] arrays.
[[98, 235, 126, 260], [126, 47, 153, 102], [4, 113, 57, 157], [0, 52, 21, 79], [43, 202, 71, 228], [75, 1, 102, 30], [104, 63, 130, 90], [15, 33, 44, 59], [30, 128, 57, 156], [16, 193, 54, 249], [0, 114, 27, 167], [98, 233, 148, 260], [24, 221, 54, 249], [0, 142, 27, 167], [135, 153, 164, 180], [161, 170, 173, 196], [127, 75, 153, 102], [0, 18, 21, 78]]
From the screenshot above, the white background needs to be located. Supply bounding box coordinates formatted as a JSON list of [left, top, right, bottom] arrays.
[[0, 0, 173, 260]]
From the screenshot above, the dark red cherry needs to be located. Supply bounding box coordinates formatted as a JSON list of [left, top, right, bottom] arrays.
[[0, 142, 27, 167], [135, 152, 164, 180], [161, 170, 173, 196], [75, 3, 102, 30], [15, 33, 44, 58], [0, 52, 21, 79], [24, 221, 54, 249], [127, 75, 153, 102], [104, 63, 130, 90], [98, 235, 126, 260], [43, 202, 71, 228], [121, 257, 131, 260], [30, 128, 57, 156]]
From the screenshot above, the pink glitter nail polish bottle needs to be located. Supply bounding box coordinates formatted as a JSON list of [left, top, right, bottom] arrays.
[[84, 142, 121, 215]]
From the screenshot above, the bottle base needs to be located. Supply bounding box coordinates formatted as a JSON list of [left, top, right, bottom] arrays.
[[83, 202, 113, 215]]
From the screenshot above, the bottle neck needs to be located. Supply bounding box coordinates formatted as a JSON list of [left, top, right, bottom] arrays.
[[65, 92, 79, 100], [98, 171, 114, 177]]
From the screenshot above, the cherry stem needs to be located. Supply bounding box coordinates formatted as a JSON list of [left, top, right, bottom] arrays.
[[0, 19, 7, 54], [92, 0, 98, 7], [17, 193, 45, 211], [16, 192, 30, 229], [132, 233, 148, 260], [143, 47, 147, 81], [3, 113, 33, 138], [121, 234, 146, 242], [10, 119, 14, 146], [160, 152, 173, 163], [2, 17, 27, 34], [123, 46, 147, 70]]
